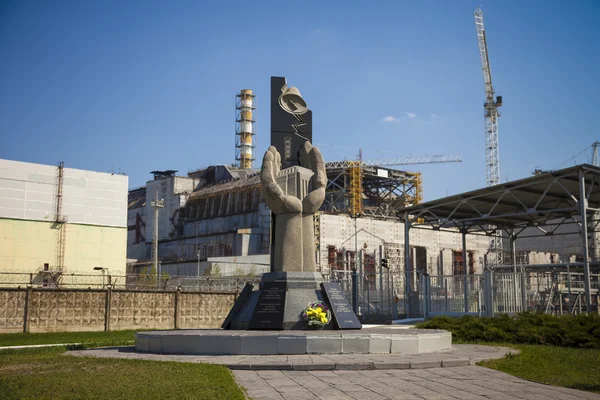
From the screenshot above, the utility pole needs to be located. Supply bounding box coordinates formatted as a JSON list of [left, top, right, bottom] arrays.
[[352, 216, 359, 313], [591, 142, 600, 262], [151, 190, 164, 279]]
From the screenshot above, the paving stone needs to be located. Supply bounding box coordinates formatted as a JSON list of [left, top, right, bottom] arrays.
[[309, 388, 355, 400], [292, 363, 334, 371], [417, 332, 451, 353], [147, 335, 162, 353], [251, 363, 293, 370], [335, 362, 375, 370], [410, 360, 442, 369], [235, 366, 600, 400], [240, 334, 278, 355], [277, 335, 307, 354], [227, 363, 252, 370], [441, 358, 470, 367], [179, 334, 243, 355], [245, 388, 285, 400], [332, 383, 370, 392], [346, 390, 390, 400], [389, 334, 419, 354], [341, 335, 370, 353], [306, 336, 342, 354], [364, 384, 427, 400], [369, 334, 392, 353], [135, 335, 149, 352]]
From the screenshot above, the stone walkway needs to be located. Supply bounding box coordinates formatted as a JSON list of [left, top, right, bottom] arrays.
[[233, 367, 600, 400], [66, 345, 600, 399], [67, 344, 512, 370]]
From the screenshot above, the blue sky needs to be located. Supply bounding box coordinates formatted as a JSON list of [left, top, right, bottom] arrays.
[[1, 0, 598, 200]]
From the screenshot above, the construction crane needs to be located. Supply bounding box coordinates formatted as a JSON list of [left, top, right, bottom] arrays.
[[326, 152, 462, 216], [474, 6, 503, 266], [324, 154, 462, 169], [474, 6, 502, 186]]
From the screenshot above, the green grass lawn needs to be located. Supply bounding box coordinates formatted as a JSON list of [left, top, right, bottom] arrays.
[[416, 314, 600, 394], [3, 328, 598, 397], [478, 343, 600, 394], [0, 346, 246, 400], [0, 330, 140, 348]]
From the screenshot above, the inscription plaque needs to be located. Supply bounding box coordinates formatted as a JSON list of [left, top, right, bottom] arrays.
[[248, 281, 287, 330], [221, 283, 254, 329], [321, 282, 362, 329]]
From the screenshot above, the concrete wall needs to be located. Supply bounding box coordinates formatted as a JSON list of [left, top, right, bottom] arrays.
[[0, 219, 127, 275], [0, 288, 236, 333], [206, 254, 270, 277], [0, 290, 26, 333], [177, 292, 237, 329], [28, 289, 106, 332], [110, 291, 175, 331]]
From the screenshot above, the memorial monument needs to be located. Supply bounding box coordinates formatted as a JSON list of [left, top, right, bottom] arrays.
[[222, 77, 361, 330], [134, 77, 452, 355]]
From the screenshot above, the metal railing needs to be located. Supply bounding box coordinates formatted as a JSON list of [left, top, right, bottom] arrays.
[[420, 270, 600, 318], [327, 269, 400, 321], [425, 274, 485, 316]]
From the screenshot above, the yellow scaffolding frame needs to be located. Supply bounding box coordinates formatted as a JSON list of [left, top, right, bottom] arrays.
[[348, 162, 363, 216]]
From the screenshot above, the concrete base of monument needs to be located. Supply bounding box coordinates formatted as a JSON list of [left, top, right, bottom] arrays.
[[135, 326, 452, 355]]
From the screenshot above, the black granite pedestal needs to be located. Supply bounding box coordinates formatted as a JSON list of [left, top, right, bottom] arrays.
[[223, 272, 361, 330]]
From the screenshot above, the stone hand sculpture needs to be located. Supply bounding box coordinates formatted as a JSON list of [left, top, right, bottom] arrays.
[[261, 142, 326, 272]]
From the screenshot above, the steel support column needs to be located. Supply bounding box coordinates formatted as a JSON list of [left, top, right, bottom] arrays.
[[404, 211, 411, 316], [462, 227, 468, 313], [579, 170, 593, 312], [379, 245, 383, 301], [510, 231, 518, 311]]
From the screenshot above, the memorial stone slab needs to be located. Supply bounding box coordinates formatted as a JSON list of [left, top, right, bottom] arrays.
[[248, 281, 287, 330], [321, 282, 362, 329], [222, 283, 254, 329]]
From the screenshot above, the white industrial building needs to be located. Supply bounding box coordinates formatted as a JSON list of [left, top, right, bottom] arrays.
[[0, 158, 128, 285]]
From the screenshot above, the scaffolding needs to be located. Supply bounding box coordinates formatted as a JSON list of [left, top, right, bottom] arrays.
[[348, 162, 363, 216], [235, 89, 256, 169], [324, 164, 420, 218]]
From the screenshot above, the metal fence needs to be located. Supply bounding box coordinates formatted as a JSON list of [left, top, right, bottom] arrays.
[[0, 271, 260, 292], [5, 268, 598, 320], [425, 274, 485, 316], [420, 270, 600, 318], [328, 269, 399, 321]]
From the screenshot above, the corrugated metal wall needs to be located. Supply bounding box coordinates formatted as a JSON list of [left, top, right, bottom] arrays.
[[0, 158, 127, 227]]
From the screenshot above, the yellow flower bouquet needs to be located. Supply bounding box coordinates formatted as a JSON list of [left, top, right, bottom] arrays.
[[302, 301, 331, 329]]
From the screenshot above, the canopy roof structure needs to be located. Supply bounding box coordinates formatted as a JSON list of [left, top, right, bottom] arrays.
[[398, 164, 600, 238], [396, 164, 599, 313]]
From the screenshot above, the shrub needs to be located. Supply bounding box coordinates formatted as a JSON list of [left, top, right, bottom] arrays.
[[415, 312, 600, 348]]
